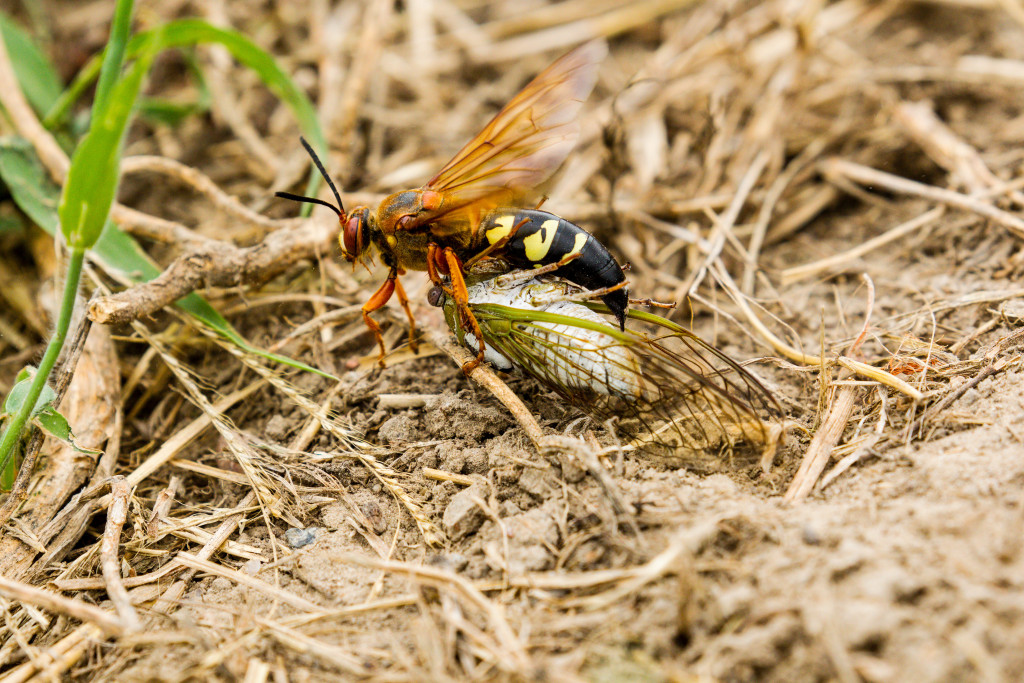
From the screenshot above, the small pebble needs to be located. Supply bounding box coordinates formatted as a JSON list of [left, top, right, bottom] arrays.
[[802, 524, 822, 545], [285, 527, 320, 549]]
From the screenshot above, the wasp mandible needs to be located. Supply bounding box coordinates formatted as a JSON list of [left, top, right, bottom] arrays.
[[277, 41, 627, 370]]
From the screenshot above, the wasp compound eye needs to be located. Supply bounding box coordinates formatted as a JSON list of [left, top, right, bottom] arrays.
[[342, 214, 361, 258]]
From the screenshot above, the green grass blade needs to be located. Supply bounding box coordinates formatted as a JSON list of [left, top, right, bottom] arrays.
[[0, 12, 63, 116], [59, 23, 154, 249], [91, 0, 134, 117]]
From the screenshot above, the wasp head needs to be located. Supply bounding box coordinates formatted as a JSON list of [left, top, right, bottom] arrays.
[[276, 137, 372, 261], [340, 207, 371, 262]]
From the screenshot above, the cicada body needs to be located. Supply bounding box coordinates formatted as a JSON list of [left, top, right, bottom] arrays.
[[276, 41, 626, 371], [431, 272, 783, 459]]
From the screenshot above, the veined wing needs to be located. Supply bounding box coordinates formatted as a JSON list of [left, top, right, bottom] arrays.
[[440, 275, 783, 459], [409, 41, 606, 230]]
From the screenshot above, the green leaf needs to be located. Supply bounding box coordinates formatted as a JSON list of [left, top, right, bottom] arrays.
[[3, 367, 56, 417], [91, 0, 135, 119], [59, 30, 158, 249], [35, 406, 101, 454], [0, 12, 64, 116], [0, 137, 336, 380]]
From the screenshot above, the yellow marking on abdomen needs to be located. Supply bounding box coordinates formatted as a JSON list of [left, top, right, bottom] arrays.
[[567, 232, 588, 257], [485, 215, 517, 245], [522, 219, 560, 262]]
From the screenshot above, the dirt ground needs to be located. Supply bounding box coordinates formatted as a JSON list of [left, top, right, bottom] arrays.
[[2, 0, 1024, 681]]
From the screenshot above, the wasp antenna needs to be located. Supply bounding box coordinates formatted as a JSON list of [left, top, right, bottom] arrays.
[[274, 191, 343, 218], [299, 136, 345, 215]]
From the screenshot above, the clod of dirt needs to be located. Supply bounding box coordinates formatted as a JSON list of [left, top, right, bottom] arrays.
[[264, 414, 292, 441], [462, 447, 488, 474], [424, 390, 514, 440], [377, 413, 418, 445], [517, 466, 557, 500], [443, 483, 487, 541], [496, 506, 560, 573], [319, 501, 350, 529], [436, 441, 467, 473]]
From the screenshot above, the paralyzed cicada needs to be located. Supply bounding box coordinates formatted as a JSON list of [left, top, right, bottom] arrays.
[[430, 270, 784, 462], [276, 41, 627, 372]]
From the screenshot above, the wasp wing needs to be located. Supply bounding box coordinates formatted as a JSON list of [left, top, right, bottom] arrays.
[[408, 41, 606, 233]]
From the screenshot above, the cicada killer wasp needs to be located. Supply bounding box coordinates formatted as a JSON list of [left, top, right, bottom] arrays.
[[430, 268, 784, 463], [276, 41, 626, 371]]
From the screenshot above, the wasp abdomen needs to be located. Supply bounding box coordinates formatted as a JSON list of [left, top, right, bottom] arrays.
[[480, 209, 628, 328]]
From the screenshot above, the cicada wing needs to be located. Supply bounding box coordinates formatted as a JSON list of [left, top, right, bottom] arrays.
[[407, 41, 606, 232], [625, 330, 779, 458], [466, 300, 780, 457]]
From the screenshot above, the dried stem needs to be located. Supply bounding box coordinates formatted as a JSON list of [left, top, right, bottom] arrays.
[[822, 158, 1024, 238], [87, 217, 336, 325], [784, 385, 858, 502], [0, 576, 122, 638], [99, 477, 141, 633]]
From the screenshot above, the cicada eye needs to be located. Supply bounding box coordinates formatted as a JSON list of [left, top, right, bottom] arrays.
[[341, 213, 363, 259], [427, 285, 445, 308]]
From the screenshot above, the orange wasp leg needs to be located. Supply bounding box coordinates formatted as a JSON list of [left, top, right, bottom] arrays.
[[441, 247, 487, 374], [362, 269, 398, 367], [426, 243, 448, 291], [391, 274, 419, 354]]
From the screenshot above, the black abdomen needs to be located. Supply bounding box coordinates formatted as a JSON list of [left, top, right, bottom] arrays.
[[479, 209, 628, 328]]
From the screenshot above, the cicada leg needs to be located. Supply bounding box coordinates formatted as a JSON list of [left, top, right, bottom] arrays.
[[363, 269, 398, 367], [494, 251, 583, 288]]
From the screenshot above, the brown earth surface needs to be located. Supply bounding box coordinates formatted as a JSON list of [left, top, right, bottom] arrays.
[[2, 1, 1024, 681]]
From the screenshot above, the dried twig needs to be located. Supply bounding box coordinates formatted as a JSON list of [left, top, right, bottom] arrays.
[[713, 263, 924, 400], [151, 491, 257, 614], [99, 477, 141, 634], [332, 551, 535, 676], [784, 385, 858, 502], [121, 156, 283, 229], [780, 207, 946, 285], [822, 158, 1024, 238], [87, 217, 336, 325], [0, 576, 122, 638], [175, 552, 323, 613], [785, 275, 876, 501]]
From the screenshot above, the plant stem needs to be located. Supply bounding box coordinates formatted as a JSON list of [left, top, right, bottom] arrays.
[[0, 248, 85, 468]]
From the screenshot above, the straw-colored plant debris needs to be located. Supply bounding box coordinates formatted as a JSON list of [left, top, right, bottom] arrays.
[[2, 0, 1024, 680]]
